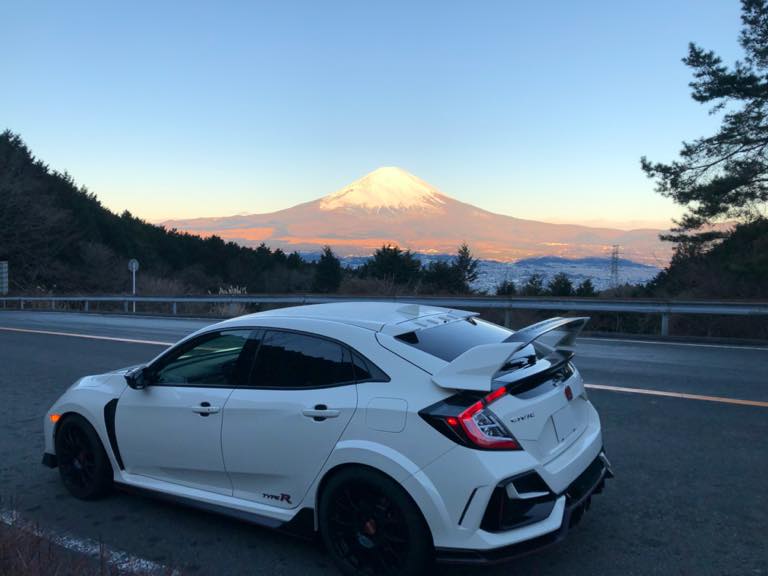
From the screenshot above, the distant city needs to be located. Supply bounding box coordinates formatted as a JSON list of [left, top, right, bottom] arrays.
[[301, 253, 661, 293]]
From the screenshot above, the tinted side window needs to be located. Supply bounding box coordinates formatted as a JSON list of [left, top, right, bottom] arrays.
[[395, 318, 512, 362], [249, 331, 354, 389], [351, 351, 390, 383], [152, 330, 252, 386]]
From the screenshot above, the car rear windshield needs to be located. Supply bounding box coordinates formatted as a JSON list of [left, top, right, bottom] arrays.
[[395, 317, 512, 362]]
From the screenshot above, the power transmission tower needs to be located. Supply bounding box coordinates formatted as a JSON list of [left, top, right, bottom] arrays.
[[610, 244, 620, 288]]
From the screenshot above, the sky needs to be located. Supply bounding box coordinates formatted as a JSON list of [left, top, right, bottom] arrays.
[[1, 1, 745, 229]]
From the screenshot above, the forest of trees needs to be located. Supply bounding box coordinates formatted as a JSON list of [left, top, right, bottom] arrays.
[[0, 130, 317, 294]]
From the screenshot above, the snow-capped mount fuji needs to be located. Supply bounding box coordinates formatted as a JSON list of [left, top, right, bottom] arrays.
[[319, 167, 446, 213], [162, 167, 671, 264]]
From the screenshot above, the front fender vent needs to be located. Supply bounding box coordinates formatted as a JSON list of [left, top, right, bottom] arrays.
[[104, 399, 124, 470]]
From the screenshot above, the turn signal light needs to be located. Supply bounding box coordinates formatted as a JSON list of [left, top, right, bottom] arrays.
[[49, 414, 61, 423]]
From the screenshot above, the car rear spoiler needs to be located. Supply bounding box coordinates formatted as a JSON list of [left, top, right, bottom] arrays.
[[431, 317, 589, 391]]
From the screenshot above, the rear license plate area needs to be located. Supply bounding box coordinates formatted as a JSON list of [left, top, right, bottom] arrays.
[[552, 405, 577, 443]]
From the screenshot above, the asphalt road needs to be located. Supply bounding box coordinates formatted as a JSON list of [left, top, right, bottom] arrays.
[[0, 311, 766, 575]]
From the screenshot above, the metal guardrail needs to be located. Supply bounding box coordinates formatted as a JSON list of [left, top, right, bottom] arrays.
[[2, 294, 767, 336]]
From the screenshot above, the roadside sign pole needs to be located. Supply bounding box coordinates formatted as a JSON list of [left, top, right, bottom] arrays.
[[128, 259, 140, 314]]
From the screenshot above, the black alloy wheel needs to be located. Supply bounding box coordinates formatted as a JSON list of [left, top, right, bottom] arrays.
[[319, 468, 432, 576], [54, 415, 113, 500]]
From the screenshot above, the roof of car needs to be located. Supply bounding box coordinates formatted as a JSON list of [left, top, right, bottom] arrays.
[[218, 301, 472, 332]]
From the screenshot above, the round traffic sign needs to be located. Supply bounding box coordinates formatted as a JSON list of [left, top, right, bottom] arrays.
[[128, 258, 140, 272]]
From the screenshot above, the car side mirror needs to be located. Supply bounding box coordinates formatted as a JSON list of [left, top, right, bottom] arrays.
[[125, 366, 149, 390]]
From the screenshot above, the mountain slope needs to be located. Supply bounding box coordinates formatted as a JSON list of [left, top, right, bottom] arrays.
[[164, 167, 671, 265]]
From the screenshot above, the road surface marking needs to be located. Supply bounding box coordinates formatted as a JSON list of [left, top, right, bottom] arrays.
[[585, 383, 768, 408], [580, 337, 768, 352], [0, 326, 172, 346], [0, 509, 176, 575]]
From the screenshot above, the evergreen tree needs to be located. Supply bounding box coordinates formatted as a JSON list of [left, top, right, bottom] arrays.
[[272, 248, 287, 265], [641, 0, 768, 242], [312, 246, 342, 293], [575, 278, 597, 297], [286, 251, 304, 269], [547, 272, 574, 296], [496, 279, 517, 296], [648, 218, 768, 298], [361, 244, 421, 285], [455, 243, 479, 288], [639, 0, 768, 300], [520, 273, 545, 296], [422, 260, 465, 293]]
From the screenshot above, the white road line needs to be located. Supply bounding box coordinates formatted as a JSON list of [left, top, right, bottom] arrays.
[[0, 509, 176, 575], [580, 337, 768, 352], [585, 383, 768, 408], [0, 326, 172, 346]]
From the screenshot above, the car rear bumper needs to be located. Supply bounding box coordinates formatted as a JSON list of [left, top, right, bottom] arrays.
[[435, 450, 613, 565]]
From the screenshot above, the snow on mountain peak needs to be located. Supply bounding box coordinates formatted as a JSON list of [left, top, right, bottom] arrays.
[[319, 167, 447, 212]]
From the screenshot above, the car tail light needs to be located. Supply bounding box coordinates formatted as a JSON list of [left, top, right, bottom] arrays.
[[420, 386, 521, 451]]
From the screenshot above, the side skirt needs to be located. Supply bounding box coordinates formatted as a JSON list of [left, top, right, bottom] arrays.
[[115, 482, 316, 539]]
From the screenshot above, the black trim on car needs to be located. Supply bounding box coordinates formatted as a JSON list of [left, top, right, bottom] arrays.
[[350, 350, 391, 384], [480, 489, 556, 533], [436, 451, 612, 565], [41, 453, 58, 468], [499, 353, 574, 397], [458, 488, 478, 526], [507, 470, 551, 494], [477, 469, 561, 532], [104, 399, 125, 470]]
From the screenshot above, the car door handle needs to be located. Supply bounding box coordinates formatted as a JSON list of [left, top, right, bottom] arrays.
[[191, 402, 220, 416], [302, 405, 340, 421]]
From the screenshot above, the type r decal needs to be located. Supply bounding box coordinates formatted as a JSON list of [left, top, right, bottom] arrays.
[[263, 492, 292, 505]]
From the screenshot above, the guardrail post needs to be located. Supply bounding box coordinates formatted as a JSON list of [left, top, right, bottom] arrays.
[[51, 299, 55, 310], [172, 302, 177, 315], [661, 313, 670, 337], [20, 299, 24, 310], [503, 308, 511, 328], [123, 300, 129, 313], [84, 301, 89, 313]]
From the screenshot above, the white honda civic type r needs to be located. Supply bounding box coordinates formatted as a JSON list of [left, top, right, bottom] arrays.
[[43, 303, 611, 575]]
